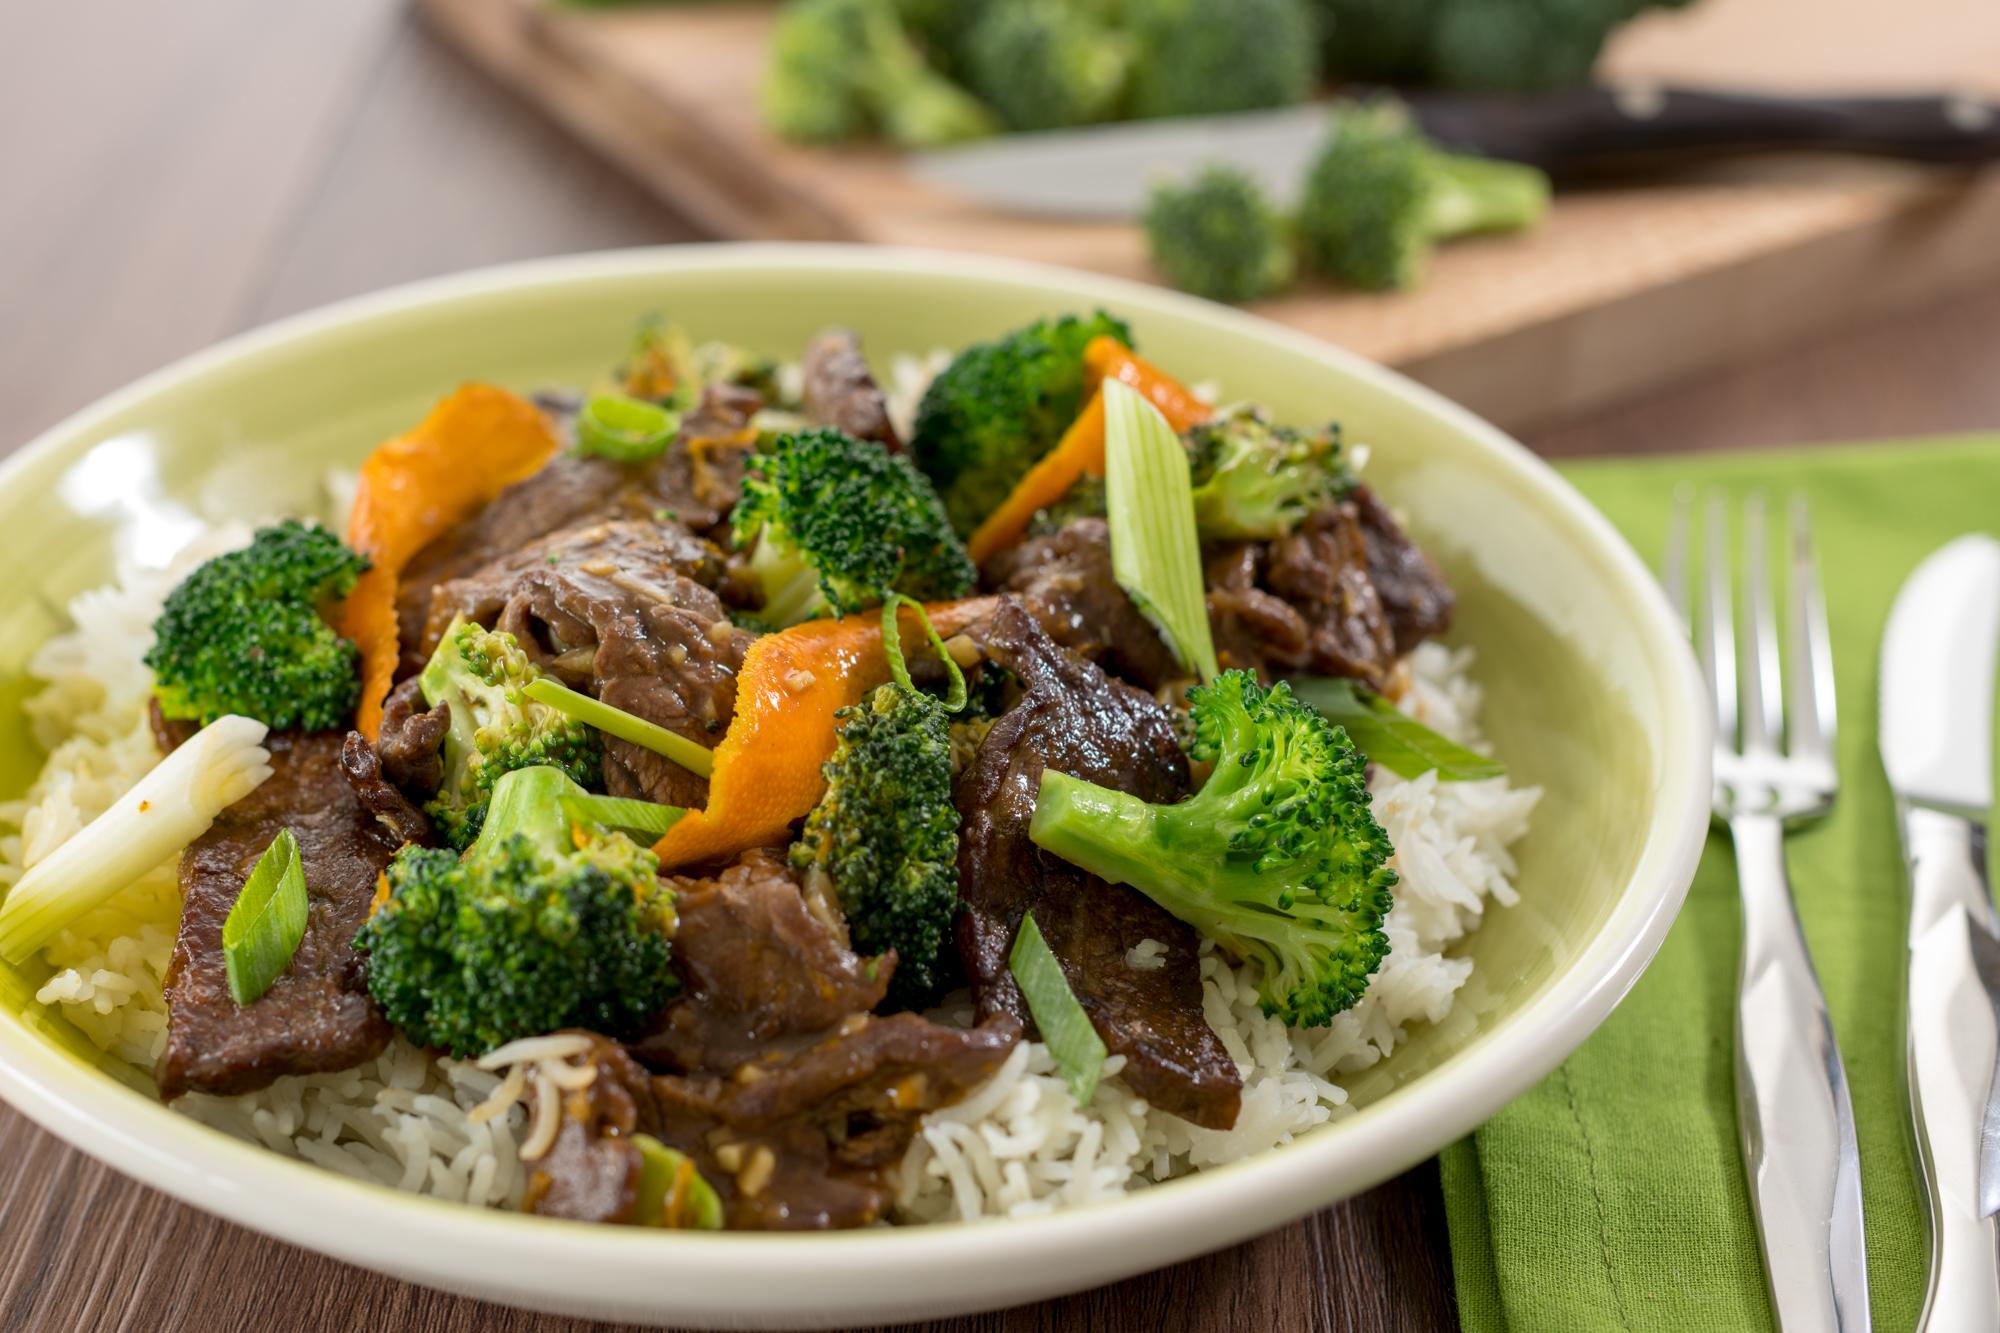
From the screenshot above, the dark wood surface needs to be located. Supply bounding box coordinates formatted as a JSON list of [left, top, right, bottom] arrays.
[[1, 6, 1996, 1332]]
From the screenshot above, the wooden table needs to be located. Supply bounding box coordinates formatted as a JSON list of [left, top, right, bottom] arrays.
[[3, 6, 1997, 1331]]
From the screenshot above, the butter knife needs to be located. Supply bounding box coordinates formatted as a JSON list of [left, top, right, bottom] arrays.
[[1880, 534, 2000, 1330]]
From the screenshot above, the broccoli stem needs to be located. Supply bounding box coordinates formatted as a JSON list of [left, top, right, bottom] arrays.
[[747, 536, 829, 627], [1424, 152, 1551, 242], [471, 765, 580, 864], [1028, 771, 1181, 907]]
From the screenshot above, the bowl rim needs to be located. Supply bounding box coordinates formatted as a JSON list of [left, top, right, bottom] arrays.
[[0, 243, 1712, 1316]]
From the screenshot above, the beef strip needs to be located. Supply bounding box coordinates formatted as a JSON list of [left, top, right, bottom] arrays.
[[982, 517, 1186, 691], [1206, 503, 1399, 690], [523, 1037, 662, 1225], [632, 381, 763, 540], [954, 600, 1242, 1130], [800, 328, 900, 450], [375, 676, 448, 795], [339, 730, 434, 846], [633, 848, 892, 1074], [156, 732, 395, 1100], [1351, 484, 1453, 653]]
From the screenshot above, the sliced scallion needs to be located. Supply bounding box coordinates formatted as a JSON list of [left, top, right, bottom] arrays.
[[221, 828, 309, 1007], [1009, 911, 1107, 1106], [631, 1133, 724, 1230], [1102, 378, 1220, 681], [880, 593, 968, 712], [523, 677, 714, 778], [1286, 676, 1504, 781], [576, 393, 680, 463], [558, 794, 686, 840]]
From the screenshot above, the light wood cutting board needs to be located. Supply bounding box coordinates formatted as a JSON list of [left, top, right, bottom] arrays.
[[419, 0, 2000, 432]]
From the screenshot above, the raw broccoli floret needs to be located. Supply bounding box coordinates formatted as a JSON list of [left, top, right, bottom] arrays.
[[1143, 166, 1295, 304], [732, 428, 976, 625], [793, 682, 960, 1008], [355, 765, 677, 1058], [1309, 0, 1435, 82], [962, 0, 1131, 132], [1185, 406, 1352, 540], [1298, 101, 1549, 291], [1313, 0, 1694, 95], [910, 310, 1132, 534], [417, 618, 602, 850], [145, 520, 370, 731], [762, 0, 997, 147], [1123, 0, 1319, 120], [1028, 670, 1396, 1026]]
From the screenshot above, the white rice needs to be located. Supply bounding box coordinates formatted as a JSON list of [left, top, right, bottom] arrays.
[[4, 511, 1536, 1224]]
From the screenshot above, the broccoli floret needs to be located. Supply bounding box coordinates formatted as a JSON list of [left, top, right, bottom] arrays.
[[1143, 166, 1296, 304], [763, 0, 997, 148], [1185, 406, 1352, 541], [1298, 101, 1550, 292], [1314, 0, 1688, 94], [355, 765, 676, 1058], [1309, 0, 1435, 82], [1028, 670, 1396, 1026], [417, 618, 601, 850], [793, 682, 960, 1009], [1123, 0, 1319, 120], [145, 520, 370, 731], [962, 1, 1131, 132], [1026, 474, 1108, 538], [910, 310, 1133, 534], [733, 428, 976, 625]]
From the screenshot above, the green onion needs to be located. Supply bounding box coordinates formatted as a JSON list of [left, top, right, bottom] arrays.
[[221, 829, 309, 1007], [1286, 676, 1505, 781], [880, 593, 968, 712], [559, 794, 686, 840], [576, 393, 680, 463], [1009, 911, 1107, 1105], [523, 677, 714, 778], [631, 1133, 724, 1230], [1102, 378, 1220, 682]]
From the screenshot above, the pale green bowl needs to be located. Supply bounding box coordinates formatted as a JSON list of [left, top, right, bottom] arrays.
[[0, 247, 1709, 1327]]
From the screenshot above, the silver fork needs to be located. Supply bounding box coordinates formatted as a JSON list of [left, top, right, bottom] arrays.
[[1665, 490, 1870, 1333]]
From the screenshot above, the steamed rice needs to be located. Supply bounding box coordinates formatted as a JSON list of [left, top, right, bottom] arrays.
[[5, 513, 1536, 1223]]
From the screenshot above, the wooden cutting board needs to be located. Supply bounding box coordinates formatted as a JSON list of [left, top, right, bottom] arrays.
[[419, 0, 2000, 432]]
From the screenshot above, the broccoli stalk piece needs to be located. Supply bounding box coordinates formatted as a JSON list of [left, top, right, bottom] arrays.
[[1123, 0, 1319, 120], [417, 618, 601, 850], [1028, 671, 1396, 1026], [732, 428, 976, 625], [963, 1, 1131, 133], [1185, 407, 1352, 541], [762, 0, 997, 148], [145, 520, 370, 731], [910, 310, 1133, 535], [1142, 166, 1296, 304], [1299, 102, 1550, 292], [793, 682, 960, 1009], [355, 765, 676, 1058]]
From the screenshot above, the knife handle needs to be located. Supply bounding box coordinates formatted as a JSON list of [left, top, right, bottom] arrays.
[[1412, 87, 2000, 179], [1902, 805, 2000, 1332], [1730, 812, 1872, 1332]]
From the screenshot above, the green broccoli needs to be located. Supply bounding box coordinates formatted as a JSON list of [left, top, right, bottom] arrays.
[[962, 1, 1131, 133], [417, 618, 602, 850], [1123, 0, 1319, 120], [793, 682, 960, 1009], [1028, 670, 1396, 1026], [1143, 166, 1296, 304], [145, 520, 370, 732], [1309, 0, 1434, 82], [762, 0, 997, 148], [910, 310, 1132, 534], [1314, 0, 1695, 95], [1298, 101, 1550, 292], [1026, 474, 1107, 538], [355, 765, 676, 1058], [732, 428, 976, 625], [1186, 406, 1352, 541]]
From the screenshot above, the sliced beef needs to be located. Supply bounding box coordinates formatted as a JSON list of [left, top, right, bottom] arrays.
[[982, 517, 1186, 691], [800, 328, 900, 450], [632, 381, 763, 539], [634, 848, 892, 1074], [1352, 484, 1453, 653], [147, 697, 196, 755], [954, 600, 1241, 1130], [1207, 503, 1399, 690], [157, 732, 395, 1100], [339, 730, 433, 846], [522, 1037, 662, 1225], [375, 676, 448, 795]]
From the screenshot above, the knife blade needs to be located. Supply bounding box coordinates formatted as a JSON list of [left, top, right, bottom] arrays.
[[1880, 535, 2000, 1330], [911, 87, 2000, 219]]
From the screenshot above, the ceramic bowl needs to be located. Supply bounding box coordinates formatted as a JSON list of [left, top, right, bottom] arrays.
[[0, 246, 1709, 1327]]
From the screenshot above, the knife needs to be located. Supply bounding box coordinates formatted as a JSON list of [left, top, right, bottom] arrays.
[[911, 87, 2000, 218], [1880, 534, 2000, 1331]]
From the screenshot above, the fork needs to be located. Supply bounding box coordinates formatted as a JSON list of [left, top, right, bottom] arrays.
[[1665, 490, 1871, 1333]]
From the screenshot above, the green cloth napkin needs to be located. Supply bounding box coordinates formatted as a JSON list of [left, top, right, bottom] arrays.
[[1441, 433, 2000, 1332]]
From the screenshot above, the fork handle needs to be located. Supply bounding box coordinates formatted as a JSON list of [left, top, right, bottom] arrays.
[[1901, 805, 2000, 1332], [1730, 811, 1873, 1332]]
